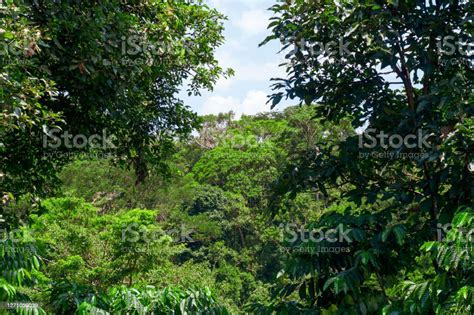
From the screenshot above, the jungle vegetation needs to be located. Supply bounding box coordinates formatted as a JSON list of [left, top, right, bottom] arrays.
[[1, 0, 472, 314]]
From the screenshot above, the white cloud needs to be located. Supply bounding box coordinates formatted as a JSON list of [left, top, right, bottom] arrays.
[[201, 90, 272, 118], [215, 50, 285, 86], [200, 95, 239, 116], [236, 61, 285, 82], [207, 0, 272, 11], [239, 90, 270, 116], [234, 9, 271, 36], [206, 0, 227, 13]]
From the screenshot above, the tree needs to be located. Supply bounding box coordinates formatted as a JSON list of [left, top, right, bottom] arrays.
[[1, 2, 63, 201], [259, 0, 473, 312], [1, 0, 231, 203], [1, 0, 230, 310]]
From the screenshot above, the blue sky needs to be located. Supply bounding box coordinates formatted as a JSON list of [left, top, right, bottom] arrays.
[[181, 0, 292, 117]]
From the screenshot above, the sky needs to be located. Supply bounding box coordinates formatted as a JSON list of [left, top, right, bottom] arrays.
[[181, 0, 292, 118]]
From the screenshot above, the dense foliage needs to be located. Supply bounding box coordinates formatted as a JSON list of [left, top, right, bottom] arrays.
[[1, 0, 230, 201], [2, 107, 345, 313], [255, 0, 473, 313], [1, 0, 472, 314]]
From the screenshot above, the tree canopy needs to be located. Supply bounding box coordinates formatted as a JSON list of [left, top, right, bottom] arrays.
[[0, 0, 472, 314], [254, 0, 473, 312], [1, 0, 231, 201]]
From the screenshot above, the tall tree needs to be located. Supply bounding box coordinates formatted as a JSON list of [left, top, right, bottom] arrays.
[[1, 0, 231, 202], [259, 0, 473, 312], [0, 0, 230, 309]]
